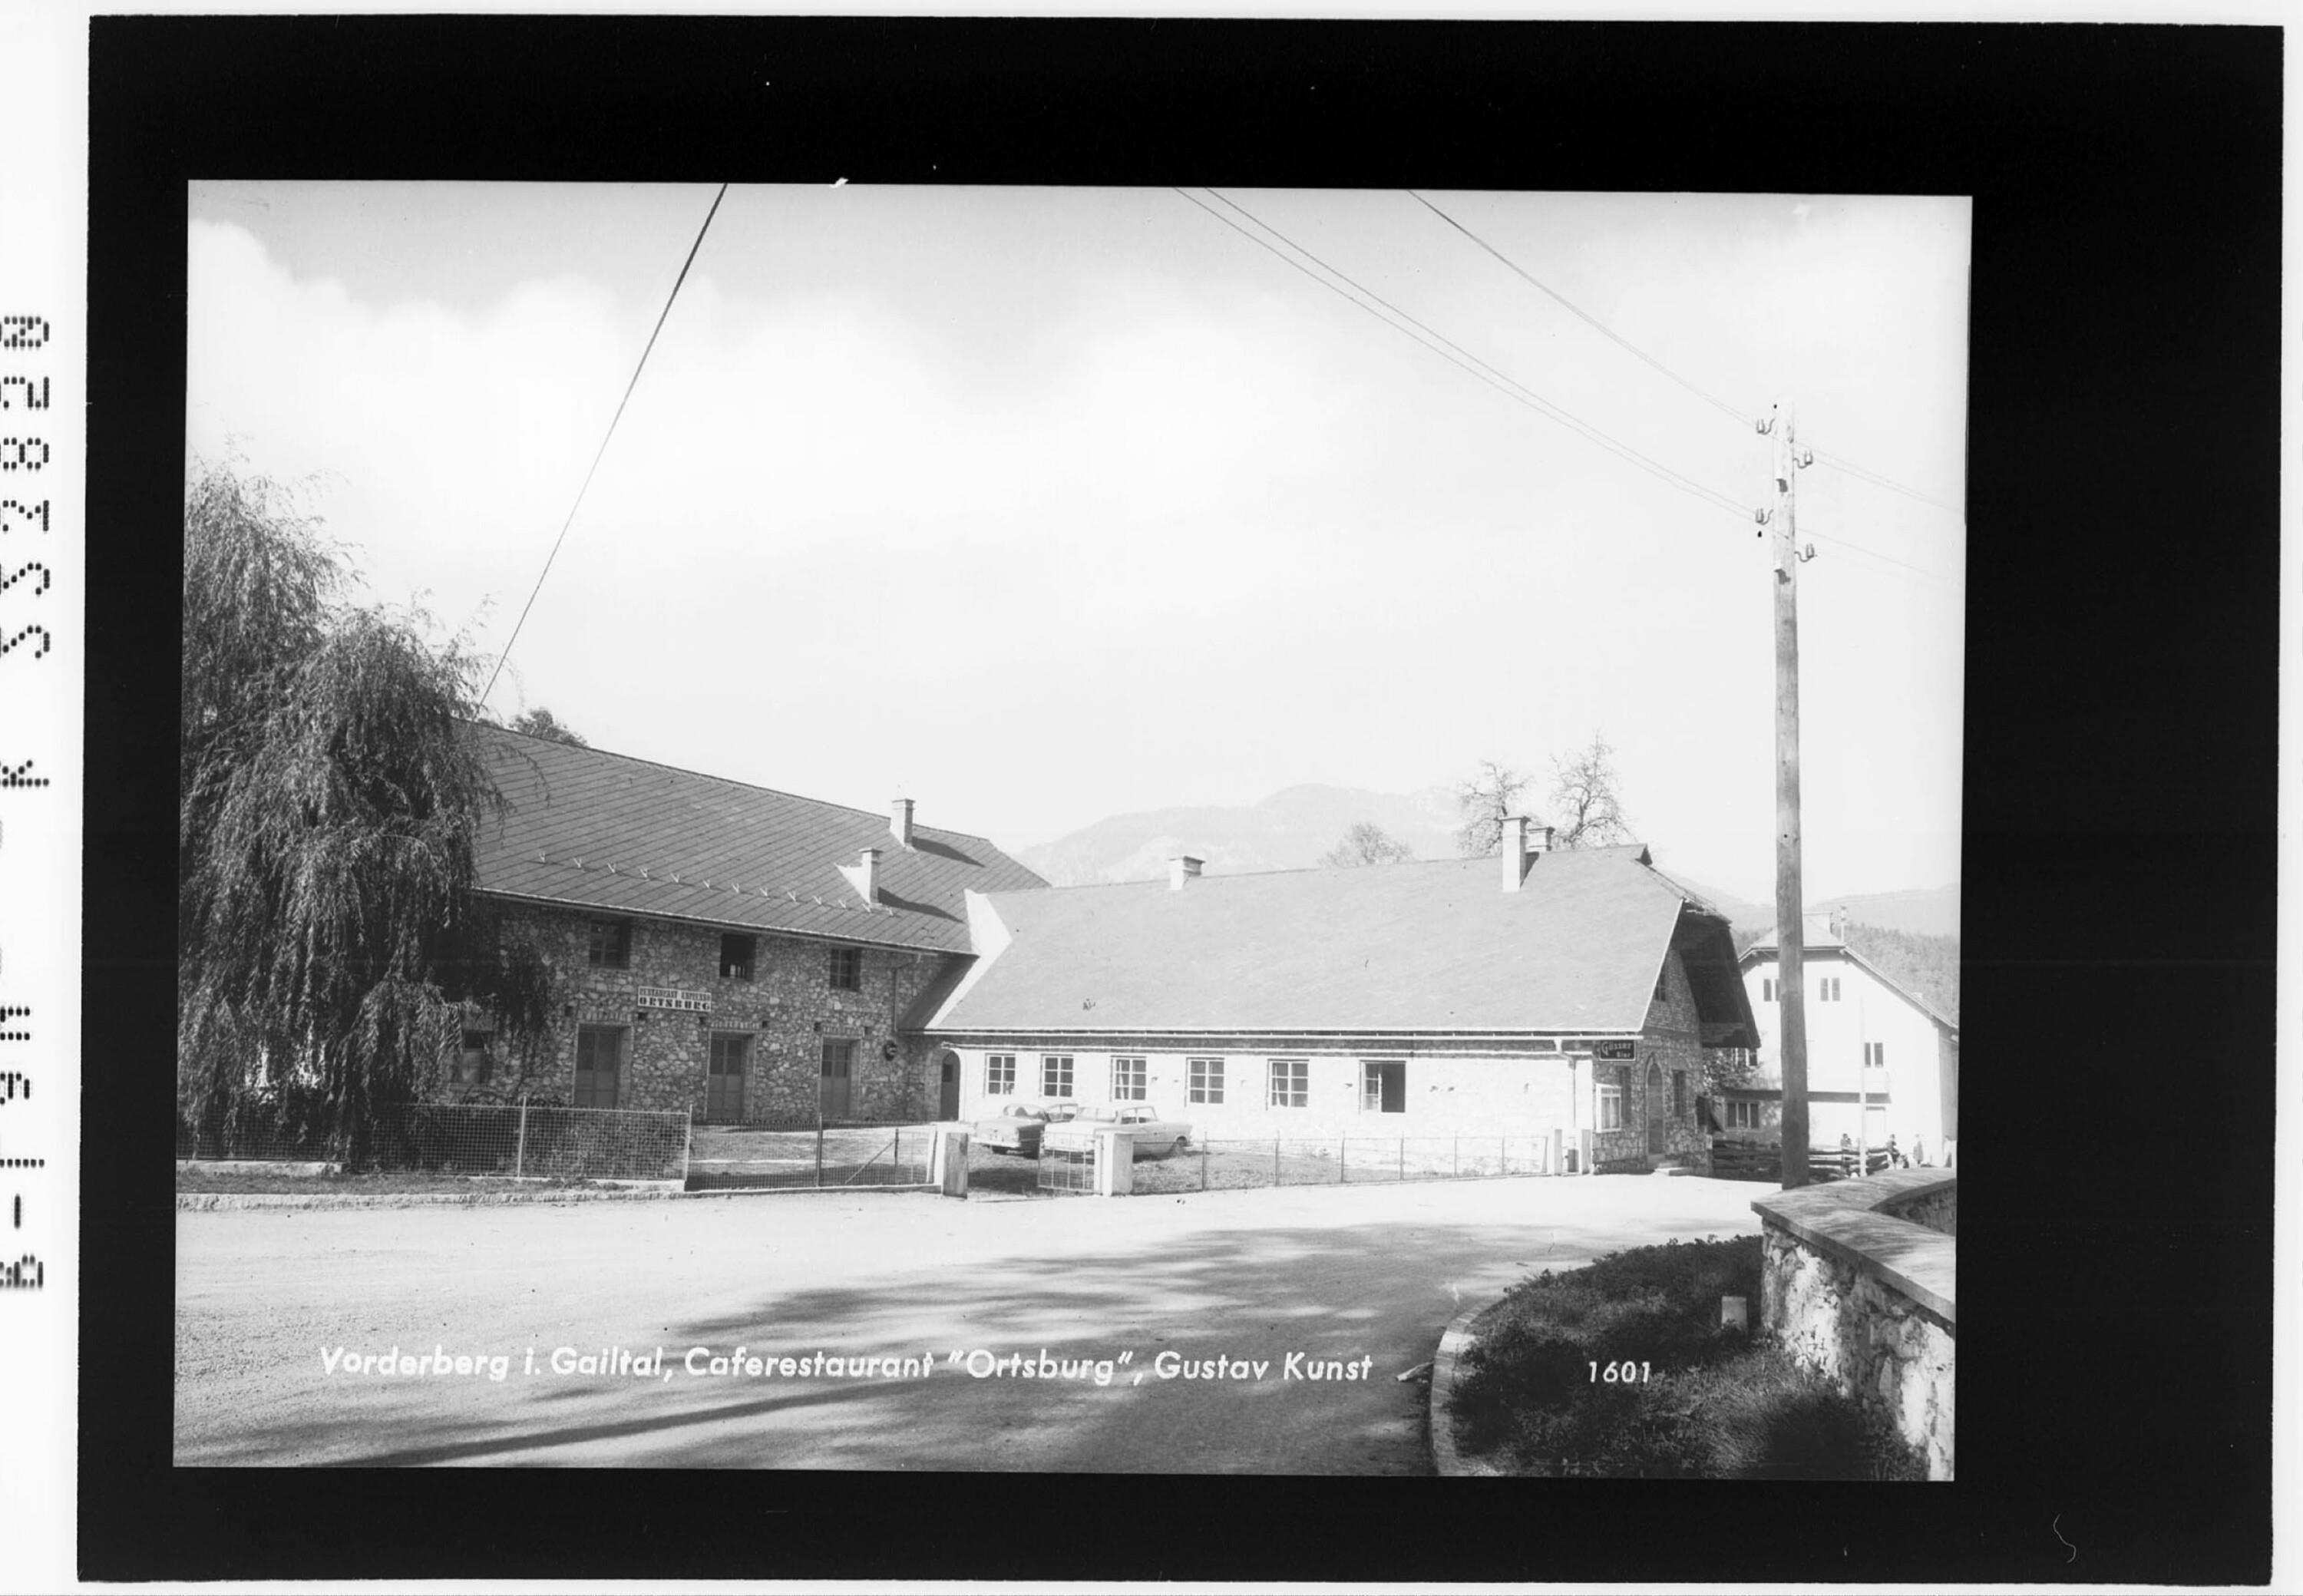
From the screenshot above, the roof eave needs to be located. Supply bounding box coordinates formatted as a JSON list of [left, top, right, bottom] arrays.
[[474, 886, 965, 956]]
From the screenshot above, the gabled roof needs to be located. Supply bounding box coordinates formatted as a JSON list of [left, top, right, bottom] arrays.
[[468, 723, 1045, 953], [1738, 937, 1958, 1034], [1746, 912, 1847, 951], [926, 844, 1758, 1041]]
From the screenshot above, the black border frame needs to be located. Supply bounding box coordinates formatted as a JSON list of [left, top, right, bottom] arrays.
[[88, 16, 2278, 1584]]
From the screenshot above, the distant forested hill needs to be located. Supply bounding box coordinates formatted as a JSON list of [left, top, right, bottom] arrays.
[[1843, 922, 1959, 1024]]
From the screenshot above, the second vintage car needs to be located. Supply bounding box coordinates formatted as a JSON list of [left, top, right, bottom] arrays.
[[1039, 1104, 1194, 1161]]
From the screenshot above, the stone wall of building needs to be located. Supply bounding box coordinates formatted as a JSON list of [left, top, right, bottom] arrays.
[[463, 904, 960, 1122], [1754, 1172, 1956, 1481], [1588, 946, 1708, 1171]]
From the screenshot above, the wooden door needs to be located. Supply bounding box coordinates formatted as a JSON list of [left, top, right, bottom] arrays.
[[938, 1052, 960, 1119], [706, 1034, 746, 1122], [1645, 1061, 1666, 1155], [819, 1039, 854, 1121], [574, 1025, 625, 1109]]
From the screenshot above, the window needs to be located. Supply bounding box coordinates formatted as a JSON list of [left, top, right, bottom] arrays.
[[1111, 1056, 1147, 1101], [1041, 1055, 1074, 1099], [1726, 1099, 1761, 1130], [450, 1029, 494, 1087], [1864, 1042, 1886, 1068], [1762, 977, 1776, 1002], [1819, 976, 1842, 1002], [1269, 1059, 1308, 1109], [986, 1054, 1016, 1096], [1188, 1057, 1225, 1105], [1598, 1066, 1628, 1131], [1654, 971, 1668, 1002], [573, 1024, 626, 1108], [705, 1033, 748, 1121], [587, 919, 631, 970], [1361, 1059, 1406, 1114], [719, 933, 755, 981], [1673, 1071, 1687, 1116], [828, 945, 862, 991]]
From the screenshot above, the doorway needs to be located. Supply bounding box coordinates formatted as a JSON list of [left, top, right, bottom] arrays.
[[820, 1038, 855, 1121], [706, 1033, 748, 1122], [1645, 1059, 1666, 1155], [938, 1051, 960, 1119]]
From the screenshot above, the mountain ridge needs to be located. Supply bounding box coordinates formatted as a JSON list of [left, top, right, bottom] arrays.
[[1010, 786, 1956, 939]]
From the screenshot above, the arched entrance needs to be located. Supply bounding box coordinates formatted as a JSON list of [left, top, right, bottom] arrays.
[[1645, 1059, 1667, 1155], [937, 1049, 962, 1120]]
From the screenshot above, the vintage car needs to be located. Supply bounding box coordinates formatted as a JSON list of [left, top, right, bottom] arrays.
[[1039, 1104, 1194, 1161], [972, 1102, 1079, 1157]]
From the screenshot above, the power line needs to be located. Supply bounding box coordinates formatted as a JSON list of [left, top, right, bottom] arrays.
[[1805, 528, 1948, 583], [1409, 190, 1965, 529], [1406, 189, 1755, 428], [481, 183, 730, 709], [1177, 187, 1751, 525], [1808, 448, 1964, 519]]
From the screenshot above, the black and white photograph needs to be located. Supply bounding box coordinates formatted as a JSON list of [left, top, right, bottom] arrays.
[[22, 12, 2278, 1589], [173, 177, 1966, 1478]]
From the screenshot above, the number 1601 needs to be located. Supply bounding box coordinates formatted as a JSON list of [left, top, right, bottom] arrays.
[[1589, 1360, 1651, 1383]]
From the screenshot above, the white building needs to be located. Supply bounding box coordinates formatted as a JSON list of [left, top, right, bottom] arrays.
[[1730, 912, 1958, 1161]]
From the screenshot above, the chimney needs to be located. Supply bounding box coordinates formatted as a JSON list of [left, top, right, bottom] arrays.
[[890, 798, 915, 850], [1502, 816, 1528, 892], [1168, 855, 1204, 891], [856, 846, 881, 905]]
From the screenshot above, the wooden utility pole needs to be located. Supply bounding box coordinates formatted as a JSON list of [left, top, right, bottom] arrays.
[[1770, 400, 1812, 1188]]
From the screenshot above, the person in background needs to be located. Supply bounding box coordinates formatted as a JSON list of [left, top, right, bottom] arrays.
[[1885, 1133, 1906, 1168], [1912, 1136, 1931, 1167]]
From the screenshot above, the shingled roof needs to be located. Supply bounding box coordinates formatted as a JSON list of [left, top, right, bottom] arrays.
[[468, 722, 1045, 953], [924, 844, 1757, 1040]]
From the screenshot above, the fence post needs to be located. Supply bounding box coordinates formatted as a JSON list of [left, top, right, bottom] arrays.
[[1339, 1138, 1346, 1185], [1273, 1135, 1280, 1188], [816, 1123, 826, 1188], [1399, 1139, 1405, 1182], [682, 1115, 693, 1187], [515, 1098, 528, 1178], [1200, 1145, 1209, 1191]]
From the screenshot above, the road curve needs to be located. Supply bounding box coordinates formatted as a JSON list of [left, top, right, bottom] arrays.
[[175, 1174, 1763, 1472]]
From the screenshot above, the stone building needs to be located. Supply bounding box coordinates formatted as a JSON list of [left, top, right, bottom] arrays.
[[917, 820, 1759, 1171], [451, 723, 1045, 1122]]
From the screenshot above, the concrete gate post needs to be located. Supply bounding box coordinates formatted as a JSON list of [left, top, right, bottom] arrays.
[[1093, 1128, 1134, 1196], [932, 1126, 970, 1198]]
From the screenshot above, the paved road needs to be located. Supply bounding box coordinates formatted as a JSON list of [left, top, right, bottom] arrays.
[[175, 1175, 1764, 1472]]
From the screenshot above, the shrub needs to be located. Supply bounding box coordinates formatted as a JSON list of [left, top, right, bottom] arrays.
[[1447, 1235, 1925, 1479]]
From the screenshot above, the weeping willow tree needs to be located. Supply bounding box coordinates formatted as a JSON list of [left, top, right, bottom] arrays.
[[179, 461, 550, 1162]]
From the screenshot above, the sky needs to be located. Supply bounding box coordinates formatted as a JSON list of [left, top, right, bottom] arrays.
[[186, 181, 1968, 905]]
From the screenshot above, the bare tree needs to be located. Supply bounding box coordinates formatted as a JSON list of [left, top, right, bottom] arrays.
[[1549, 730, 1632, 849], [508, 705, 587, 747], [1453, 759, 1531, 857], [1321, 821, 1416, 867]]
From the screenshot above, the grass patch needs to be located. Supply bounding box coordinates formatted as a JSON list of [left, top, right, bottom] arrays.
[[1449, 1235, 1924, 1480]]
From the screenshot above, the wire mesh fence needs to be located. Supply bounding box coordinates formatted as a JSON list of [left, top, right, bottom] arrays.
[[176, 1102, 692, 1182], [1127, 1135, 1563, 1196], [684, 1116, 935, 1191]]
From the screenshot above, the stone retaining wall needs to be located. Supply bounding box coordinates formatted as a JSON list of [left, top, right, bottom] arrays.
[[1753, 1170, 1954, 1480], [1878, 1181, 1957, 1237]]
